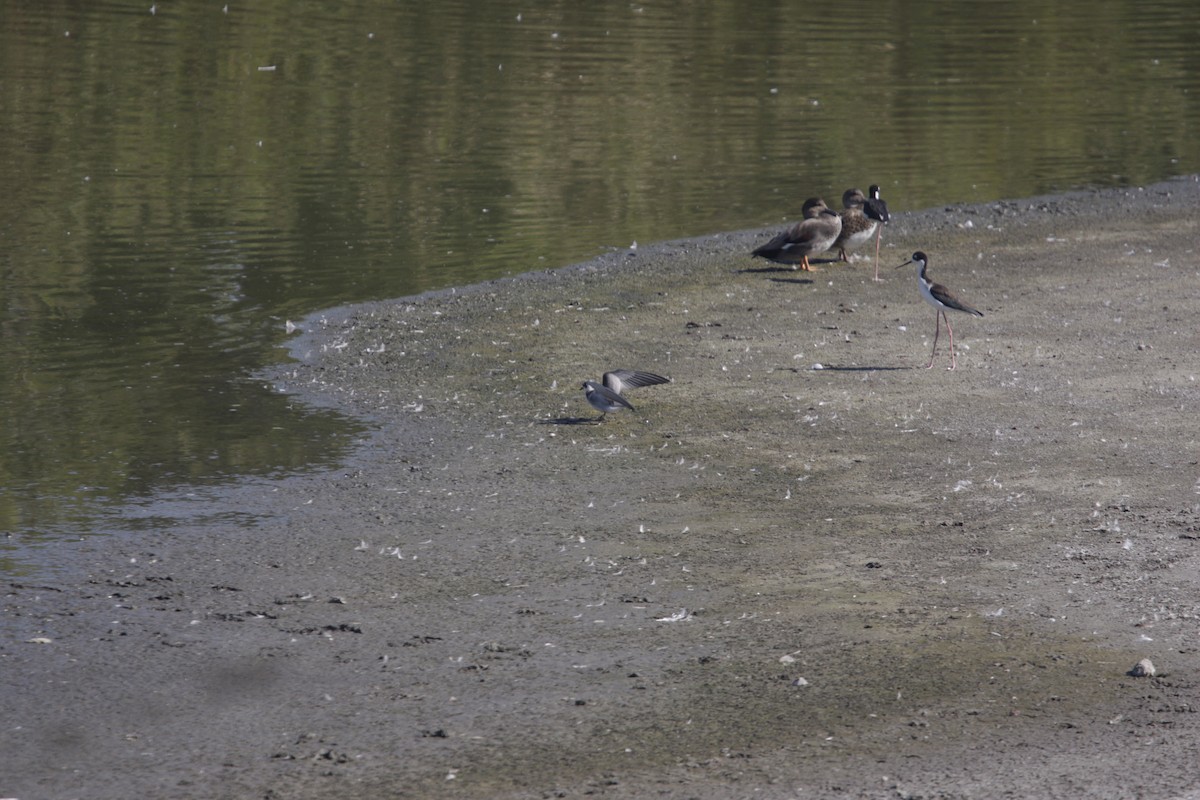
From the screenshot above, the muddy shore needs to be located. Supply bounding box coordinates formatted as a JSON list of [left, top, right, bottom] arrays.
[[5, 177, 1200, 799]]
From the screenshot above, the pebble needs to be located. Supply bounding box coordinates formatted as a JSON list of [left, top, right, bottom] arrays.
[[1129, 658, 1156, 678]]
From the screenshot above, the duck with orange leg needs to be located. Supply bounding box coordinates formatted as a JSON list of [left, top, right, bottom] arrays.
[[751, 197, 842, 272]]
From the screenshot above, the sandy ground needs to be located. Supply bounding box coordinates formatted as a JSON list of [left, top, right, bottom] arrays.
[[5, 177, 1200, 799]]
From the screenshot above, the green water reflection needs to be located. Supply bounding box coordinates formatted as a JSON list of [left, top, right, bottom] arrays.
[[1, 1, 1198, 567]]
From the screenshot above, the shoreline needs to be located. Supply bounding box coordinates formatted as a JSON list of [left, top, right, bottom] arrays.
[[6, 176, 1200, 799]]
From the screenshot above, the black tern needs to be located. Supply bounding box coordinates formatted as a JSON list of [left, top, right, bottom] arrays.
[[581, 369, 671, 422]]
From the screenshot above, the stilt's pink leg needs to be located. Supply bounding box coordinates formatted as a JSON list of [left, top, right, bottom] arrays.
[[926, 311, 942, 369], [873, 228, 883, 281], [946, 315, 957, 370]]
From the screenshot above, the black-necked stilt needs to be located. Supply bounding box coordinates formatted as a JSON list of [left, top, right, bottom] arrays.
[[581, 369, 671, 421], [864, 184, 890, 281], [751, 197, 842, 272], [896, 251, 983, 370], [833, 188, 879, 263]]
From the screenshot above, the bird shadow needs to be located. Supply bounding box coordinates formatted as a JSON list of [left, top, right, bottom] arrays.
[[767, 276, 816, 285], [772, 364, 911, 373], [736, 265, 796, 275], [738, 255, 841, 275], [538, 416, 603, 426], [813, 365, 912, 372]]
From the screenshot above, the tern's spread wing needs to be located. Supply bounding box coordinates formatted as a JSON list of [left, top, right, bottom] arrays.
[[602, 370, 671, 394]]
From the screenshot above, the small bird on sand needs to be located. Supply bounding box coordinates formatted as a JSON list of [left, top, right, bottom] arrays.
[[864, 184, 890, 280], [896, 251, 983, 370], [833, 188, 878, 263], [581, 369, 671, 421], [751, 197, 842, 272]]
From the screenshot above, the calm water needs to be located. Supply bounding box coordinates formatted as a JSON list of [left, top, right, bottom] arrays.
[[2, 1, 1199, 574]]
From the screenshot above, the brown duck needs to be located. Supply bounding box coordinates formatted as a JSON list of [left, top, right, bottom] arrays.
[[751, 197, 842, 271], [833, 188, 878, 262]]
